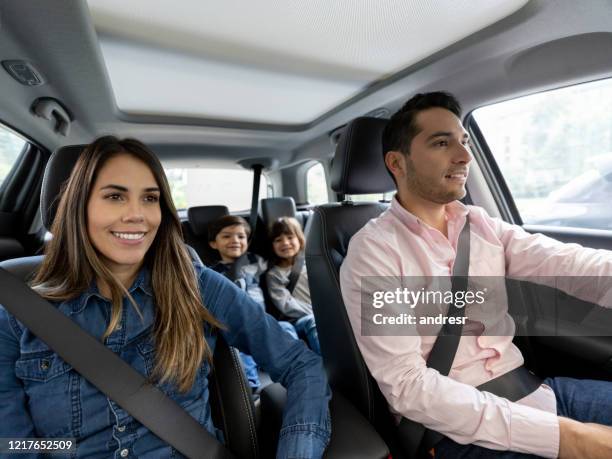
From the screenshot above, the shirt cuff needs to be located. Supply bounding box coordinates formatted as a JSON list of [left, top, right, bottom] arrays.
[[276, 423, 331, 459], [510, 404, 560, 458]]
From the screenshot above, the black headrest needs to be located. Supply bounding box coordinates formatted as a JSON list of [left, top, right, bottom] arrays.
[[331, 117, 395, 195], [187, 206, 230, 238], [261, 197, 297, 229], [41, 145, 86, 230]]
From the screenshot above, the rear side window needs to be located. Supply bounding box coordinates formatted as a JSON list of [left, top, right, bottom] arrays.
[[472, 77, 612, 231], [306, 162, 328, 205], [164, 167, 268, 211], [0, 125, 26, 188], [348, 192, 394, 202]]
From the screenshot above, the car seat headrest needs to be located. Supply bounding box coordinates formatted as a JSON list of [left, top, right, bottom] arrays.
[[187, 205, 230, 238], [41, 144, 86, 230], [330, 117, 395, 195], [261, 197, 297, 230]]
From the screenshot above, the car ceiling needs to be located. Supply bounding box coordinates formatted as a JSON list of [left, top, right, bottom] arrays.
[[0, 0, 611, 170]]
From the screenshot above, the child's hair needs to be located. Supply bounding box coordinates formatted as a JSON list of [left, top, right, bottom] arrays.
[[269, 217, 305, 265], [208, 215, 251, 242]]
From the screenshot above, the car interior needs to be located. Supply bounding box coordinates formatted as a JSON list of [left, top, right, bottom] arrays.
[[1, 0, 612, 457]]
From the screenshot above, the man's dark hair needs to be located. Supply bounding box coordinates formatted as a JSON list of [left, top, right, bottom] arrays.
[[208, 215, 251, 242], [382, 91, 462, 182]]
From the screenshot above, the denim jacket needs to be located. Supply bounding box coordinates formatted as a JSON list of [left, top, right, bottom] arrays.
[[0, 262, 331, 458]]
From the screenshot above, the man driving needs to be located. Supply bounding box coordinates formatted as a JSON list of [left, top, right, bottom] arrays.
[[340, 92, 612, 458]]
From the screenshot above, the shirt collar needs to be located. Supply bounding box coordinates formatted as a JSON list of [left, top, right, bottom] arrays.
[[389, 194, 469, 232], [128, 266, 153, 297], [68, 265, 153, 314]]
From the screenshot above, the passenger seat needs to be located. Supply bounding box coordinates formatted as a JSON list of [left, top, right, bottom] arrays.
[[305, 117, 408, 455]]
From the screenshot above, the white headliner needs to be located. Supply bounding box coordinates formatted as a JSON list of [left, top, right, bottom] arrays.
[[87, 0, 528, 124]]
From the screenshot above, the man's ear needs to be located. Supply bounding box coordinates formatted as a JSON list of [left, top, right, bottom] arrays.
[[209, 241, 218, 250], [385, 150, 406, 180]]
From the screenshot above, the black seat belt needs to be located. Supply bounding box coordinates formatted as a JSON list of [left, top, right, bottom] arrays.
[[397, 215, 541, 456], [397, 216, 471, 456], [286, 252, 305, 294], [426, 215, 472, 374], [0, 268, 234, 459], [249, 165, 263, 243], [227, 253, 250, 283]]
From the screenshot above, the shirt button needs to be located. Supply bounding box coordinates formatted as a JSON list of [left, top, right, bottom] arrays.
[[117, 425, 126, 432], [120, 448, 129, 457], [115, 323, 122, 331]]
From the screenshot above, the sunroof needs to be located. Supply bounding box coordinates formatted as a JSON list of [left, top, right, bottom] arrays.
[[87, 0, 528, 125]]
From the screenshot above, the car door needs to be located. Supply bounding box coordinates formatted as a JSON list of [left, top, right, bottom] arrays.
[[468, 76, 612, 382]]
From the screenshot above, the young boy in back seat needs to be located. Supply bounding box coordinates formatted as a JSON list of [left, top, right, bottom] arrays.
[[209, 216, 267, 306], [208, 215, 298, 391]]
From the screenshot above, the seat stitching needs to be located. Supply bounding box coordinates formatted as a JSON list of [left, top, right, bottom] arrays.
[[229, 346, 259, 457], [316, 206, 375, 418], [211, 362, 231, 444]]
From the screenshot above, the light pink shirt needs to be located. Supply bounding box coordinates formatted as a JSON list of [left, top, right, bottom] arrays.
[[340, 196, 612, 458]]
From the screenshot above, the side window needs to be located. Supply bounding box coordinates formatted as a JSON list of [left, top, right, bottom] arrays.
[[306, 162, 328, 205], [472, 77, 612, 231], [0, 125, 26, 189], [348, 192, 394, 202]]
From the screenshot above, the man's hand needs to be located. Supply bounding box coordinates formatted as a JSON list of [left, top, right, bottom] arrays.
[[558, 417, 612, 459]]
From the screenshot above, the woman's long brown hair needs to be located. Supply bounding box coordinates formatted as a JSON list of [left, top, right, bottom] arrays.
[[30, 136, 222, 392]]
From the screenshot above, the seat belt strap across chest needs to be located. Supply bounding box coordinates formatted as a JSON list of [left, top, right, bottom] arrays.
[[286, 252, 305, 294], [425, 215, 471, 373], [397, 214, 541, 456], [227, 252, 250, 282], [0, 268, 233, 459], [397, 216, 472, 456], [249, 165, 263, 242]]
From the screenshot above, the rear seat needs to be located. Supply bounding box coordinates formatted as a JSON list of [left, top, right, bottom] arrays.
[[260, 197, 312, 235], [182, 205, 229, 265], [183, 198, 311, 266]]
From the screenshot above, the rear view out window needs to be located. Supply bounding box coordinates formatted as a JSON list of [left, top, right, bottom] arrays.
[[306, 162, 328, 205], [473, 77, 612, 231], [0, 125, 26, 188], [348, 192, 394, 202], [164, 168, 268, 211]]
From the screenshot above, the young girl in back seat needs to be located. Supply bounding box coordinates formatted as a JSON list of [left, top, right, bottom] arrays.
[[267, 217, 321, 355]]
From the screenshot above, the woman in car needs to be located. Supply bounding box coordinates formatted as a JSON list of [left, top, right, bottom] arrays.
[[0, 136, 331, 458]]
